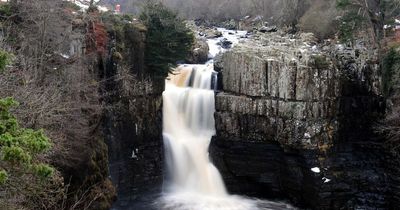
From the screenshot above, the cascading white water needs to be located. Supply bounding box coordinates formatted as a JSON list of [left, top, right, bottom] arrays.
[[159, 28, 295, 210], [161, 64, 260, 210], [162, 64, 226, 196]]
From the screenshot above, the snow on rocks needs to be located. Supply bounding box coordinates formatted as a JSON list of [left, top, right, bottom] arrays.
[[311, 167, 321, 173], [322, 177, 331, 183]]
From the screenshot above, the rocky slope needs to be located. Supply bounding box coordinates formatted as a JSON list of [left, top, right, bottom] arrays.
[[210, 31, 398, 209]]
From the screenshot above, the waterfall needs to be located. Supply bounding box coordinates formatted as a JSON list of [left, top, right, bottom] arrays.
[[162, 64, 226, 196], [159, 28, 295, 210], [161, 64, 260, 210]]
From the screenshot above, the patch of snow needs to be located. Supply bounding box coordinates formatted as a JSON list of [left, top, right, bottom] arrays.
[[60, 53, 70, 59], [304, 133, 311, 139], [131, 150, 137, 159], [311, 167, 321, 173], [131, 148, 139, 159], [72, 0, 89, 11], [395, 19, 400, 24], [66, 0, 103, 12], [335, 44, 344, 51], [311, 45, 318, 52], [322, 177, 331, 183], [97, 5, 109, 12]]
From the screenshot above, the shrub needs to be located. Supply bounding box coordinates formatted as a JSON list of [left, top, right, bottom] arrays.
[[139, 2, 194, 78], [338, 11, 365, 42], [0, 97, 54, 183], [336, 0, 365, 43], [0, 50, 12, 72], [0, 2, 12, 18]]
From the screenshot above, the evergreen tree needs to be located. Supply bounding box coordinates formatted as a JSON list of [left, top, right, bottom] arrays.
[[140, 2, 194, 78], [0, 97, 54, 184]]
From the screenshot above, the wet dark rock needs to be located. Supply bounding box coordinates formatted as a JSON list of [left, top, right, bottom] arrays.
[[217, 38, 233, 49]]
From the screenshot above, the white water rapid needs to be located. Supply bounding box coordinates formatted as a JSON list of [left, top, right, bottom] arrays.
[[159, 28, 295, 210]]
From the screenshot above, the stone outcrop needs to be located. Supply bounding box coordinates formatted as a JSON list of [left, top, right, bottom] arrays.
[[211, 32, 397, 209]]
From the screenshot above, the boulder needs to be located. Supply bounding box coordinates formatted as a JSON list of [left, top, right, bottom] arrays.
[[217, 38, 233, 49], [259, 26, 277, 33], [205, 29, 222, 39], [186, 36, 209, 64]]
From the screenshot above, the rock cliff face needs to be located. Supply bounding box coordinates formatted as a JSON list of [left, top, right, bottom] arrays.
[[100, 20, 164, 208], [211, 32, 397, 209]]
